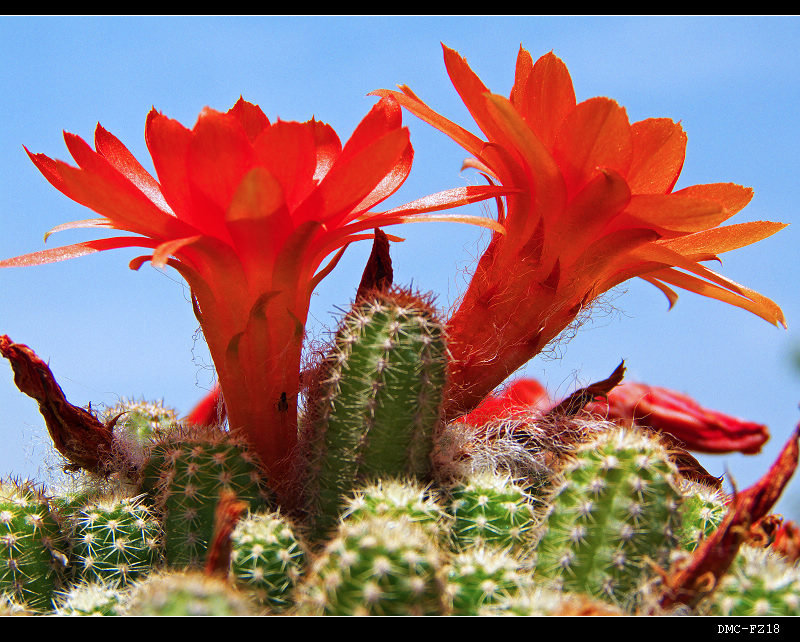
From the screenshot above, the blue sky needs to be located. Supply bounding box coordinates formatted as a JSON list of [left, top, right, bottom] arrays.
[[1, 16, 799, 519]]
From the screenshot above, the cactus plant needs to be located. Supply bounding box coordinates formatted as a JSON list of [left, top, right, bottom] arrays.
[[341, 478, 452, 544], [0, 479, 71, 611], [445, 545, 534, 615], [532, 428, 683, 610], [229, 509, 306, 611], [63, 493, 162, 586], [53, 579, 127, 616], [141, 427, 274, 568], [704, 545, 800, 616], [447, 470, 538, 553], [302, 288, 448, 538], [296, 515, 447, 616], [105, 398, 180, 466], [123, 570, 260, 616], [678, 480, 728, 551]]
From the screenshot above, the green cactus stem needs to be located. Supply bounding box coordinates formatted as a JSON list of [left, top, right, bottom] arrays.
[[678, 480, 728, 551], [123, 570, 260, 616], [105, 398, 180, 467], [341, 478, 452, 544], [705, 545, 800, 616], [445, 545, 534, 615], [297, 515, 447, 616], [64, 494, 162, 586], [54, 579, 127, 616], [302, 288, 448, 538], [533, 428, 683, 610], [0, 479, 71, 611], [141, 427, 273, 568], [447, 471, 538, 553], [229, 509, 306, 611]]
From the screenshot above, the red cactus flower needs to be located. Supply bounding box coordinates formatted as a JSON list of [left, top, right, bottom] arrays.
[[374, 45, 787, 421], [460, 377, 551, 427], [584, 382, 770, 455], [0, 96, 504, 492]]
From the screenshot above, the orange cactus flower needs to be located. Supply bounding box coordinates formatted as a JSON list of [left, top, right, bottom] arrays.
[[374, 45, 787, 421], [0, 96, 504, 491]]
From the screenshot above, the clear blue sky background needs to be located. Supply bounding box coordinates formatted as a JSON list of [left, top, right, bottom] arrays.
[[2, 16, 799, 519]]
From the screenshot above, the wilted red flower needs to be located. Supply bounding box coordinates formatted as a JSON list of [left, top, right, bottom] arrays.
[[771, 519, 800, 563], [584, 382, 770, 455], [460, 373, 768, 457], [0, 335, 114, 473], [374, 45, 787, 421], [0, 97, 504, 489]]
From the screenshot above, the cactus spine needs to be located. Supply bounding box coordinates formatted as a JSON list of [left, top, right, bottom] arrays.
[[54, 579, 126, 616], [302, 289, 448, 538], [342, 478, 452, 545], [445, 545, 534, 615], [677, 480, 728, 551], [533, 429, 683, 610]]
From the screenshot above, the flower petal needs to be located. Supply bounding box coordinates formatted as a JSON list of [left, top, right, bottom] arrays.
[[663, 220, 788, 256], [585, 382, 770, 454], [646, 267, 786, 328], [0, 237, 158, 268], [30, 139, 184, 240], [227, 97, 270, 142], [627, 118, 687, 194], [295, 128, 411, 227], [553, 97, 633, 195], [253, 120, 318, 210], [188, 107, 255, 214], [621, 193, 733, 237], [94, 124, 174, 215], [674, 182, 753, 217], [370, 86, 485, 158], [510, 48, 576, 150]]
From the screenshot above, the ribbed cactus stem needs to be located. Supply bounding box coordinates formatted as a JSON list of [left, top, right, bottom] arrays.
[[229, 510, 306, 611], [53, 579, 126, 616], [64, 494, 162, 586], [678, 480, 728, 551], [705, 546, 800, 616], [445, 545, 534, 615], [140, 427, 273, 568], [297, 515, 447, 615], [105, 398, 180, 468], [302, 288, 448, 537], [447, 471, 538, 553], [341, 478, 452, 544], [533, 428, 683, 609], [0, 480, 70, 611]]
